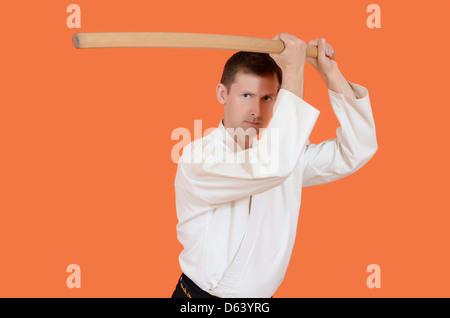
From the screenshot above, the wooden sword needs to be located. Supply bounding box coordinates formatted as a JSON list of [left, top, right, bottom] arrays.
[[72, 32, 335, 59]]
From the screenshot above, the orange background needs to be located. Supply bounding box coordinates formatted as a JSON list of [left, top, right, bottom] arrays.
[[1, 0, 449, 297]]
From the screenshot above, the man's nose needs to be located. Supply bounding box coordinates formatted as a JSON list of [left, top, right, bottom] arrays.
[[250, 101, 262, 117]]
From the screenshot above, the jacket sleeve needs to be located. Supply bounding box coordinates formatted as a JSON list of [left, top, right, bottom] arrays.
[[302, 81, 378, 188], [176, 89, 320, 206]]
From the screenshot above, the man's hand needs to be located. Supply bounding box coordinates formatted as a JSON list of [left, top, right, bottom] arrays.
[[306, 38, 338, 82], [269, 33, 307, 98], [307, 38, 356, 99]]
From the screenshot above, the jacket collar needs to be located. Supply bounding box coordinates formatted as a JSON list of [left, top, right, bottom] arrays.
[[216, 118, 258, 152]]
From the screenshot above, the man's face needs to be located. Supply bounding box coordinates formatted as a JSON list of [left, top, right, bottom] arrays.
[[217, 71, 279, 137]]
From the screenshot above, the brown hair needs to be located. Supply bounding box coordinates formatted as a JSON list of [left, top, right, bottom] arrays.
[[220, 51, 282, 93]]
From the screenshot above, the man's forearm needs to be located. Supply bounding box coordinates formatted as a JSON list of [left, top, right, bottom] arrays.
[[280, 67, 304, 99], [324, 69, 357, 99]]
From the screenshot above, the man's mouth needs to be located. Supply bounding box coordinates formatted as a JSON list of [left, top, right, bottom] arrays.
[[245, 121, 261, 126]]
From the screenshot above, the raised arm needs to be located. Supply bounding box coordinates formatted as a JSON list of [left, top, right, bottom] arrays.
[[302, 38, 378, 187]]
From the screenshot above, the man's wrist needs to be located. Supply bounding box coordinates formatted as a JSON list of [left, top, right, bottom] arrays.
[[280, 82, 303, 98], [323, 69, 341, 86], [281, 69, 304, 98], [324, 70, 357, 99]]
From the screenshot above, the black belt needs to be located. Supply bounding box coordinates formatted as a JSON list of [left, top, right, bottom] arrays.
[[178, 273, 219, 298]]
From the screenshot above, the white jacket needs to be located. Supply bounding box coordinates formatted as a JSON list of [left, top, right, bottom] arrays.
[[174, 82, 378, 297]]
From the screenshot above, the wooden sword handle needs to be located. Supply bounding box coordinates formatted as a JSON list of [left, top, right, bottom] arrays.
[[72, 32, 335, 60]]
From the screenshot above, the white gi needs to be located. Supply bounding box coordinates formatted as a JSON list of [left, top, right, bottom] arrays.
[[174, 81, 378, 297]]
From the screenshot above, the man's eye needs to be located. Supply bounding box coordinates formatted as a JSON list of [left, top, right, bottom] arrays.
[[243, 94, 250, 98], [264, 96, 272, 101]]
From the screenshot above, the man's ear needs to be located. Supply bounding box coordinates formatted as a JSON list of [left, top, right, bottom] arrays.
[[216, 83, 227, 105]]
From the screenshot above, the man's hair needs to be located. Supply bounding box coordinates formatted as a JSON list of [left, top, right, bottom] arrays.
[[220, 51, 282, 93]]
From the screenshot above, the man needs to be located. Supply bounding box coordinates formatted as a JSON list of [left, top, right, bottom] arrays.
[[172, 33, 378, 298]]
